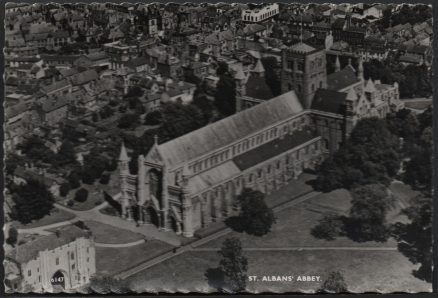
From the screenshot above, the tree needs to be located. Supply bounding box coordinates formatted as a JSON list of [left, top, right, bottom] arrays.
[[315, 118, 400, 192], [55, 140, 77, 166], [5, 153, 24, 176], [99, 173, 110, 185], [159, 102, 206, 140], [261, 57, 281, 96], [214, 74, 236, 117], [391, 195, 432, 282], [118, 113, 139, 129], [6, 226, 18, 247], [17, 136, 55, 163], [125, 86, 143, 98], [311, 214, 344, 241], [74, 188, 89, 203], [11, 179, 55, 224], [218, 237, 248, 292], [60, 182, 71, 197], [89, 275, 130, 294], [144, 110, 162, 125], [348, 184, 395, 242], [68, 171, 81, 189], [236, 188, 276, 236], [319, 271, 348, 293], [402, 107, 432, 193]]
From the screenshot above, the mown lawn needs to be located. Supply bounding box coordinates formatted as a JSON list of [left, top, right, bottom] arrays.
[[83, 220, 144, 244], [96, 241, 173, 276], [126, 250, 430, 293], [201, 189, 398, 249]]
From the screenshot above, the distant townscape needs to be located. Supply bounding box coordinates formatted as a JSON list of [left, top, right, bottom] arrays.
[[4, 2, 433, 294]]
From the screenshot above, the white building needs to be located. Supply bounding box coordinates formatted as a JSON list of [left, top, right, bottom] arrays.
[[242, 3, 279, 23], [5, 225, 96, 293]]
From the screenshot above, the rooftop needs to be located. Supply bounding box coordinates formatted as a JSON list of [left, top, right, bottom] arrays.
[[153, 90, 303, 169], [6, 225, 89, 264]]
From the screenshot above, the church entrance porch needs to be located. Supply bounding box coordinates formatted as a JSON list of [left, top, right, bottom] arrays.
[[145, 206, 160, 227]]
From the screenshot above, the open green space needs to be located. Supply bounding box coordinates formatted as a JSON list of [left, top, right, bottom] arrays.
[[13, 209, 75, 229], [96, 241, 174, 276], [404, 100, 432, 111], [83, 221, 144, 244], [265, 173, 315, 208], [58, 172, 120, 211], [200, 189, 398, 249], [126, 250, 430, 293]]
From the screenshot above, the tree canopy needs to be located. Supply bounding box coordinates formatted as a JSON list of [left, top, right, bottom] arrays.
[[347, 184, 395, 242], [391, 195, 432, 282], [214, 73, 236, 117], [315, 118, 400, 192], [234, 188, 276, 236], [319, 271, 348, 293], [218, 237, 248, 292], [10, 179, 55, 224]]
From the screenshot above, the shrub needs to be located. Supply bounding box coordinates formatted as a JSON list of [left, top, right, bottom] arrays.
[[6, 227, 18, 246], [68, 172, 81, 189], [311, 214, 344, 241], [59, 182, 71, 197], [106, 159, 118, 172], [82, 170, 96, 185], [144, 110, 162, 125], [67, 200, 74, 207], [74, 188, 89, 203], [99, 173, 110, 185]]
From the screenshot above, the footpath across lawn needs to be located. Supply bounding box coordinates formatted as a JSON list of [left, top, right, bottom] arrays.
[[14, 208, 76, 229], [83, 221, 144, 244]]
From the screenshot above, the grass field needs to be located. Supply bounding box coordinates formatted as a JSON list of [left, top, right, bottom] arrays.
[[83, 221, 144, 244], [59, 172, 120, 211], [124, 182, 432, 293], [96, 241, 173, 275], [126, 250, 430, 293], [404, 100, 432, 111], [200, 189, 398, 249], [14, 208, 75, 229]]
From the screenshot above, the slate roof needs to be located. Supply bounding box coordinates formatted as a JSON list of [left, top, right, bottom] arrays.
[[245, 74, 274, 100], [311, 89, 347, 114], [40, 79, 70, 94], [6, 102, 28, 119], [233, 129, 318, 171], [155, 90, 303, 168], [84, 51, 109, 61], [289, 42, 317, 53], [327, 67, 360, 91], [70, 69, 98, 86], [39, 95, 69, 113], [6, 225, 89, 264]]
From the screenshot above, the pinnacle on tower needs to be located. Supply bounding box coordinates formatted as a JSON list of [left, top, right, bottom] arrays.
[[234, 64, 246, 81], [357, 58, 364, 81], [251, 58, 265, 76], [335, 55, 341, 72], [119, 141, 129, 162]]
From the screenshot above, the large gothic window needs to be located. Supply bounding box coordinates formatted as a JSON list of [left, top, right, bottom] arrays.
[[149, 169, 162, 207]]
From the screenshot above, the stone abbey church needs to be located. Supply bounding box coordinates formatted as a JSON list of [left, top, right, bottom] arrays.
[[118, 42, 402, 237]]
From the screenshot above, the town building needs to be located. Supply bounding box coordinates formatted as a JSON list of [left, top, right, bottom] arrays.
[[242, 3, 279, 24], [5, 225, 96, 293]]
